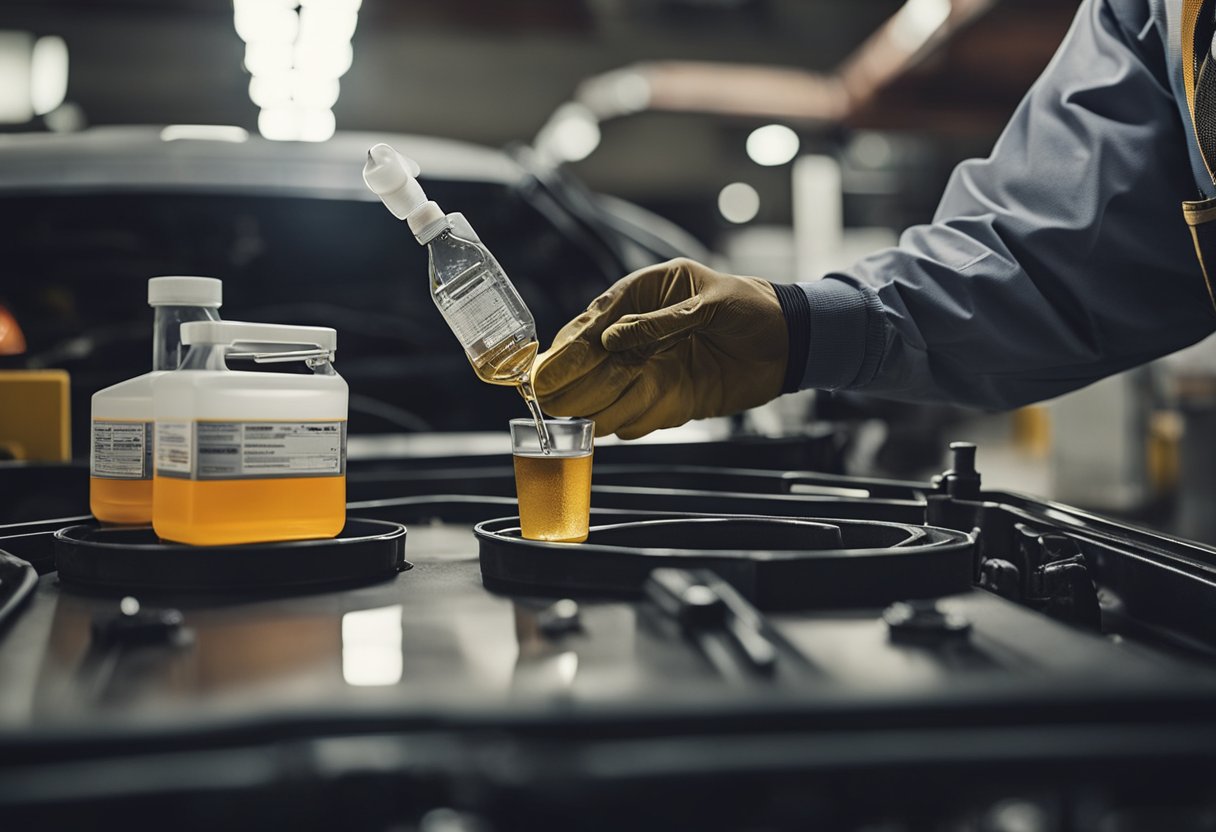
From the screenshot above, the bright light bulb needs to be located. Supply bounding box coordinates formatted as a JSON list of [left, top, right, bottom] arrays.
[[244, 40, 293, 76], [234, 3, 299, 44], [298, 6, 359, 43], [890, 0, 952, 51], [249, 73, 293, 108], [545, 102, 601, 163], [258, 105, 301, 141], [30, 35, 68, 116], [292, 74, 340, 109], [294, 39, 353, 78], [746, 124, 800, 167], [298, 107, 336, 142], [236, 0, 356, 141], [301, 0, 362, 10], [718, 182, 760, 224]]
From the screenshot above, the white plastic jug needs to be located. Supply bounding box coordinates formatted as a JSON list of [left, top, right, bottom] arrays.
[[90, 276, 222, 524], [152, 321, 348, 546]]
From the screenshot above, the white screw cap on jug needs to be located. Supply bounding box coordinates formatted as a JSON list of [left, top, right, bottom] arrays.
[[362, 143, 444, 236], [147, 276, 223, 308]]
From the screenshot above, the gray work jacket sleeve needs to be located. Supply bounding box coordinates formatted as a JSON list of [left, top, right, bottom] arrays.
[[798, 0, 1216, 410]]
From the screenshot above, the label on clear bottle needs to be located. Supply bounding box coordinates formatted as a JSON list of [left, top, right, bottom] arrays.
[[155, 420, 346, 480], [91, 420, 153, 479], [443, 272, 522, 349]]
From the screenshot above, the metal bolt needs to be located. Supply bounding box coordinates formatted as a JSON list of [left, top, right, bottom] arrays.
[[883, 599, 972, 643]]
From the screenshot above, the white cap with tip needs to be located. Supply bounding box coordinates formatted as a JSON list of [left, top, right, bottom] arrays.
[[147, 276, 223, 308], [362, 143, 445, 237]]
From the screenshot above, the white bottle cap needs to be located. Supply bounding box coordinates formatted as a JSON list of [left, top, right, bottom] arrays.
[[362, 143, 446, 237], [147, 276, 223, 308]]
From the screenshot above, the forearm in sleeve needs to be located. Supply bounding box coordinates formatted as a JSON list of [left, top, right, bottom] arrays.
[[785, 0, 1215, 410]]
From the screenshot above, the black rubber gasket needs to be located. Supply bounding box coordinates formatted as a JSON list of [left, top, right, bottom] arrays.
[[54, 518, 408, 594], [475, 511, 975, 611]]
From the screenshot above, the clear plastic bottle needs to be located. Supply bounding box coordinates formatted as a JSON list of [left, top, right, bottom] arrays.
[[362, 143, 551, 452], [89, 276, 222, 524]]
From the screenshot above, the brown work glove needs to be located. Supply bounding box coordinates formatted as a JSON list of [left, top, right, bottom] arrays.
[[533, 258, 788, 439]]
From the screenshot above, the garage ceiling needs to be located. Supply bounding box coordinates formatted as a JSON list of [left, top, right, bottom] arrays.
[[0, 1, 1079, 207]]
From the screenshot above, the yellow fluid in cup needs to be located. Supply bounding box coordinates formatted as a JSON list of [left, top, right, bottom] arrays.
[[90, 477, 153, 524], [514, 450, 593, 543], [152, 475, 345, 546]]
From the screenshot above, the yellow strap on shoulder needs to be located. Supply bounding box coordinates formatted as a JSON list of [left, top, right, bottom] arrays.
[[1184, 0, 1216, 181]]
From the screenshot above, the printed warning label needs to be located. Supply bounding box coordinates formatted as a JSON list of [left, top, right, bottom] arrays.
[[155, 420, 193, 478], [442, 272, 521, 350], [91, 420, 153, 479], [155, 421, 345, 480]]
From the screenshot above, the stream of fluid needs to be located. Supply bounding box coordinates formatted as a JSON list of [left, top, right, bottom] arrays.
[[518, 374, 552, 455], [470, 338, 552, 455]]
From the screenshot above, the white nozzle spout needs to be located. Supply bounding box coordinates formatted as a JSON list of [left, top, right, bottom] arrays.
[[363, 143, 432, 222]]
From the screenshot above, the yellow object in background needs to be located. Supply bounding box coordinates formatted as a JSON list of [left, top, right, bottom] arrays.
[[0, 370, 71, 462], [1012, 405, 1051, 460], [1148, 410, 1183, 496]]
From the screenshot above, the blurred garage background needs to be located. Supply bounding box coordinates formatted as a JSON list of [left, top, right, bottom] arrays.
[[4, 0, 1214, 540]]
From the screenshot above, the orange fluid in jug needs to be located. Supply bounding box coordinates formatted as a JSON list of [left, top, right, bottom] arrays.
[[89, 477, 153, 525], [153, 474, 345, 546]]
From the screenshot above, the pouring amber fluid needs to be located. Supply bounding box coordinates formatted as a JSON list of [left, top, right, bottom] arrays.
[[471, 339, 552, 454]]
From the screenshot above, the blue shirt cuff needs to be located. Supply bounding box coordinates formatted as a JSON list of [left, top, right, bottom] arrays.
[[797, 278, 885, 391]]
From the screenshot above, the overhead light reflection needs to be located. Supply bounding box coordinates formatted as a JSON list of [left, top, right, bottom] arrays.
[[30, 35, 68, 116], [342, 604, 403, 687], [718, 182, 760, 224], [244, 41, 293, 76], [297, 6, 359, 42], [301, 0, 362, 9], [43, 101, 83, 133], [233, 0, 357, 142], [292, 76, 340, 109], [555, 651, 579, 687], [249, 74, 293, 108], [576, 68, 651, 119], [161, 124, 250, 143], [890, 0, 952, 51], [746, 124, 800, 167], [293, 39, 353, 79], [535, 102, 602, 164], [257, 105, 334, 142], [0, 31, 34, 124], [298, 107, 336, 142]]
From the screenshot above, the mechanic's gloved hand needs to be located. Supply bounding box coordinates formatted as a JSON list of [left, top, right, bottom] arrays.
[[533, 258, 788, 439]]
